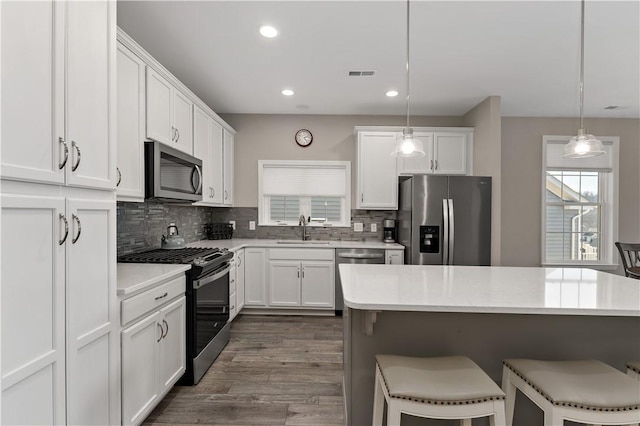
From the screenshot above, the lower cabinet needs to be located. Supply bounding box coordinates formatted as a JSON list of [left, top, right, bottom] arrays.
[[244, 248, 267, 306], [267, 249, 334, 309], [386, 249, 405, 265], [121, 277, 186, 426]]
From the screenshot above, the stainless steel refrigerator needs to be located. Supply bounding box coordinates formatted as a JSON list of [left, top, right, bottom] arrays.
[[398, 175, 491, 265]]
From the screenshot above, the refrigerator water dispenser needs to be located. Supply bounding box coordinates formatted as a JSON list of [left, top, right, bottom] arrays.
[[420, 225, 439, 253]]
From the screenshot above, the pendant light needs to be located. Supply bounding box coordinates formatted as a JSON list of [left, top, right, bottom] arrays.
[[563, 0, 605, 159], [392, 0, 425, 158]]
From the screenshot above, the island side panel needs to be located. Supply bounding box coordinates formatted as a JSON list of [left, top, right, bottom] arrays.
[[346, 309, 640, 426]]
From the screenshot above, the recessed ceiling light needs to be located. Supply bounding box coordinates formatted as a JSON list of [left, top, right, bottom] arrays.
[[386, 90, 399, 97], [260, 26, 278, 38], [281, 89, 294, 96]]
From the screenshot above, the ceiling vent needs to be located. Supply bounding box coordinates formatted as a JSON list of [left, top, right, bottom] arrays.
[[349, 70, 376, 77]]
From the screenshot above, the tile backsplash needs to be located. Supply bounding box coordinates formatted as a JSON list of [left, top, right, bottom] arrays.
[[117, 203, 396, 256]]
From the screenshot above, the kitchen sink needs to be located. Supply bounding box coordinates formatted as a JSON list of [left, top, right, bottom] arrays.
[[276, 240, 331, 245]]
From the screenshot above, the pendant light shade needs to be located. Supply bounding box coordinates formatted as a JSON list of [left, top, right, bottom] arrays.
[[563, 0, 605, 159], [392, 0, 425, 158]]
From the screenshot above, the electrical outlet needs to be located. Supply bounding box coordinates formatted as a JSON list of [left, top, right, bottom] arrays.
[[371, 223, 377, 233], [249, 220, 256, 230], [229, 220, 236, 230], [354, 222, 363, 232]]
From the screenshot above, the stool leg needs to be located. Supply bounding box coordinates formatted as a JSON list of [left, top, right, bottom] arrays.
[[460, 419, 472, 426], [372, 367, 385, 426], [491, 400, 507, 426], [387, 402, 401, 426], [543, 408, 563, 426], [501, 367, 516, 426]]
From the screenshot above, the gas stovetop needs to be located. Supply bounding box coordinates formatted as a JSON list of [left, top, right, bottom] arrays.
[[118, 247, 230, 267]]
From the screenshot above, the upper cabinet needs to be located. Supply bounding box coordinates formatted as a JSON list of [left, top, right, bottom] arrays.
[[223, 129, 234, 206], [146, 69, 193, 155], [1, 0, 116, 190], [355, 127, 473, 210], [193, 105, 224, 205]]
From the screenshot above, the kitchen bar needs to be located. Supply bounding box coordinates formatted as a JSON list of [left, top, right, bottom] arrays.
[[340, 264, 640, 425]]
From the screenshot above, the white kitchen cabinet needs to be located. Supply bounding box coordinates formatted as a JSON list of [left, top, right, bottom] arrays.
[[117, 41, 146, 201], [356, 132, 398, 210], [386, 249, 405, 265], [223, 129, 234, 206], [236, 249, 246, 312], [397, 131, 472, 175], [146, 68, 193, 155], [267, 249, 335, 309], [121, 279, 186, 426], [1, 0, 116, 190], [1, 192, 118, 426], [193, 106, 224, 205], [244, 248, 267, 306]]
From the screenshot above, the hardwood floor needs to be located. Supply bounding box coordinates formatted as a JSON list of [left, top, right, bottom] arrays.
[[144, 314, 344, 426]]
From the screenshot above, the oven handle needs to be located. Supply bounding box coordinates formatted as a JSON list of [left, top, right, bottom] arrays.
[[193, 264, 231, 290]]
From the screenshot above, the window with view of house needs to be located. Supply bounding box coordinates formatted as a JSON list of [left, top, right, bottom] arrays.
[[542, 136, 619, 266], [259, 160, 351, 227]]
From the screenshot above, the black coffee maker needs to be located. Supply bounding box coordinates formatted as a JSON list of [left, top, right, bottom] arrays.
[[383, 219, 396, 243]]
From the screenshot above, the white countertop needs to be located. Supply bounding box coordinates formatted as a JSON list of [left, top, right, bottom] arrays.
[[188, 238, 404, 251], [339, 264, 640, 316], [117, 263, 191, 296]]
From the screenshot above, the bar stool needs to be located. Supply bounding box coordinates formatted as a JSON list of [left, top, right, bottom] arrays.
[[628, 362, 640, 381], [372, 355, 506, 426], [502, 359, 640, 426]]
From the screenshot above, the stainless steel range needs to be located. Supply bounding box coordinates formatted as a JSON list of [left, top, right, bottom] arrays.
[[119, 247, 233, 385]]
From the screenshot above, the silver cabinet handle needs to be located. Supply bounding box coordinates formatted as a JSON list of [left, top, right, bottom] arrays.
[[237, 256, 241, 267], [71, 141, 81, 171], [162, 319, 168, 339], [302, 268, 305, 278], [116, 167, 122, 187], [435, 160, 439, 170], [224, 190, 229, 200], [430, 160, 434, 171], [171, 126, 176, 142], [361, 193, 364, 202], [211, 187, 215, 198], [71, 214, 82, 244], [297, 268, 300, 278], [176, 128, 180, 142], [59, 213, 69, 245], [157, 323, 163, 342], [59, 137, 69, 169], [154, 292, 168, 301]]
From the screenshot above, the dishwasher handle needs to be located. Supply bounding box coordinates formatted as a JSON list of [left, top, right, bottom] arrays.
[[337, 253, 385, 260]]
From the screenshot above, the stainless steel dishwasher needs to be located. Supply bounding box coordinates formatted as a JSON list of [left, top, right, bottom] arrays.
[[335, 248, 386, 314]]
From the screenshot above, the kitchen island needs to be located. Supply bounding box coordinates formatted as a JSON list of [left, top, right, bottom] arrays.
[[340, 264, 640, 425]]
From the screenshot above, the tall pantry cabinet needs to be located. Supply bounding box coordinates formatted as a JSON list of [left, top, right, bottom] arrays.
[[1, 1, 119, 425]]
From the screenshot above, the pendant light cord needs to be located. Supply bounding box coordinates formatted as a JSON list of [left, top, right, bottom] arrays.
[[579, 0, 585, 130], [405, 0, 411, 130]]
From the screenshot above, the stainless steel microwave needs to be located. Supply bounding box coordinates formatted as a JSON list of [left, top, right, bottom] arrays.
[[145, 141, 203, 202]]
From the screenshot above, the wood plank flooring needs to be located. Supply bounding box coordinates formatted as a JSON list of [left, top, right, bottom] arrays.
[[144, 314, 344, 426]]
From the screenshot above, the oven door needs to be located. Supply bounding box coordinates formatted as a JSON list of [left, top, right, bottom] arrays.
[[192, 263, 230, 358]]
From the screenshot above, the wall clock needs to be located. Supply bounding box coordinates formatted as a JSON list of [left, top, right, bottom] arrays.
[[295, 129, 313, 147]]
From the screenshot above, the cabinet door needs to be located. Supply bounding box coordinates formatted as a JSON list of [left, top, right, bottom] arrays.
[[116, 42, 145, 201], [121, 311, 161, 426], [236, 249, 246, 311], [357, 132, 398, 209], [66, 0, 116, 190], [66, 198, 118, 425], [269, 261, 301, 306], [172, 90, 193, 154], [301, 262, 334, 308], [223, 129, 234, 205], [1, 0, 65, 185], [386, 250, 404, 265], [244, 248, 266, 306], [210, 121, 225, 204], [146, 68, 173, 145], [159, 297, 186, 393], [397, 133, 434, 174], [193, 105, 211, 203], [433, 132, 467, 175], [1, 195, 66, 426]]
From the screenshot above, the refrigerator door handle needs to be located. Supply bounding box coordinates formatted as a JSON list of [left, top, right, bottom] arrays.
[[442, 199, 449, 265], [448, 198, 455, 265]]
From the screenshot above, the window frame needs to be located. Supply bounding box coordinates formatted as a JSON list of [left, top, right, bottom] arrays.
[[258, 160, 351, 227], [541, 136, 619, 268]]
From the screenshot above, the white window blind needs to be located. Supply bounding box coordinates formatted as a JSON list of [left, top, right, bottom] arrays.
[[262, 165, 347, 196], [545, 140, 613, 171]]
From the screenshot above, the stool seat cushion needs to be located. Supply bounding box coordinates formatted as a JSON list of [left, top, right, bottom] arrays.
[[504, 359, 640, 411], [629, 361, 640, 375], [375, 355, 504, 404]]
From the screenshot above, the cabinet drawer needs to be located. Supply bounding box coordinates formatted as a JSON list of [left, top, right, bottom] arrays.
[[269, 248, 334, 261], [122, 275, 185, 326]]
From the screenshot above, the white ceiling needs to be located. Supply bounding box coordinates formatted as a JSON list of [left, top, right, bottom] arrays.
[[117, 1, 639, 118]]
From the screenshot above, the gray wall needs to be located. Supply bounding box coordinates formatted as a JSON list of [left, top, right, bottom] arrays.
[[500, 117, 640, 268], [220, 113, 463, 207]]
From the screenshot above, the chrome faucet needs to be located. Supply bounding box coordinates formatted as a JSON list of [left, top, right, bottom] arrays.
[[299, 214, 308, 241]]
